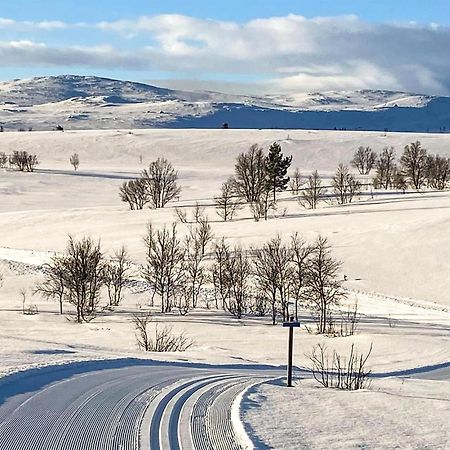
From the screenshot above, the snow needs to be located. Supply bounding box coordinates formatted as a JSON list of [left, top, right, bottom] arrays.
[[242, 377, 450, 449], [0, 75, 441, 131], [0, 127, 449, 447]]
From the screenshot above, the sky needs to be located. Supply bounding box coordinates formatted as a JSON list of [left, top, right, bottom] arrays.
[[1, 1, 450, 95]]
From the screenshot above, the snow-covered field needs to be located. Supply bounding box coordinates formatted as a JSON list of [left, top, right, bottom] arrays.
[[0, 129, 449, 448]]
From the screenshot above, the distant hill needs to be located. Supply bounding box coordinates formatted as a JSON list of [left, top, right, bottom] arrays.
[[0, 75, 449, 132]]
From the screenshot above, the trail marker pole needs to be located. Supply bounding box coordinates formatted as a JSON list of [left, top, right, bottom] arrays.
[[283, 318, 300, 387]]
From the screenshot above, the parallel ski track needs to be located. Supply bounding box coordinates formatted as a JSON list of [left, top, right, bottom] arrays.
[[0, 363, 272, 450]]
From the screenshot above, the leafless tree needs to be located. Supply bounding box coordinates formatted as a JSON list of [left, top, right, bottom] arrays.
[[141, 157, 181, 208], [289, 234, 314, 321], [226, 246, 252, 319], [119, 178, 148, 210], [215, 177, 242, 221], [307, 343, 372, 390], [252, 236, 292, 325], [211, 238, 233, 310], [20, 288, 27, 314], [400, 141, 428, 190], [249, 187, 273, 221], [393, 169, 407, 193], [194, 218, 214, 256], [66, 236, 105, 322], [232, 144, 269, 203], [304, 236, 344, 334], [40, 236, 105, 323], [179, 221, 212, 312], [10, 151, 39, 172], [104, 246, 130, 306], [373, 147, 396, 189], [174, 206, 188, 223], [142, 223, 185, 313], [34, 255, 66, 314], [289, 167, 302, 195], [70, 153, 80, 171], [425, 154, 450, 190], [191, 202, 206, 223], [211, 240, 251, 318], [332, 164, 361, 204], [301, 170, 326, 209], [351, 146, 377, 174], [0, 152, 7, 168]]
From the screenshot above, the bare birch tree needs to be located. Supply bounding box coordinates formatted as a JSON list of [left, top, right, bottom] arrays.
[[141, 157, 181, 208], [70, 153, 80, 171], [373, 147, 396, 189], [332, 164, 361, 204], [289, 234, 313, 321], [215, 177, 242, 221], [301, 170, 326, 209], [351, 146, 377, 175], [232, 144, 269, 203], [304, 236, 344, 334], [400, 141, 428, 190], [289, 167, 302, 195], [104, 246, 130, 306], [252, 236, 291, 325], [142, 223, 185, 313], [119, 178, 149, 210]]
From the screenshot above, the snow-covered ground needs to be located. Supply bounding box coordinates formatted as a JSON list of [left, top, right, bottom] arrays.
[[243, 377, 450, 449], [0, 128, 449, 448], [0, 75, 444, 132]]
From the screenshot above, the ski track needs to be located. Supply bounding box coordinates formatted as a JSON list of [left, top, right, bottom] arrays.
[[0, 362, 273, 450]]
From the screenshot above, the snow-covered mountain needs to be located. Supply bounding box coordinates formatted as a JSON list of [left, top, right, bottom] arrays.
[[0, 75, 448, 132]]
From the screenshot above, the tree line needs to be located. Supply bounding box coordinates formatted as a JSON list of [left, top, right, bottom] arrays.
[[121, 140, 449, 222], [351, 142, 450, 191], [36, 225, 349, 336], [0, 151, 39, 172]]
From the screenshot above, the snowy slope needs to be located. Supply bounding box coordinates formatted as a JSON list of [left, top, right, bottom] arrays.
[[0, 75, 446, 132], [0, 128, 449, 449]]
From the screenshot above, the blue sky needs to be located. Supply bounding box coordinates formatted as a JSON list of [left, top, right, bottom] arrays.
[[3, 0, 450, 24], [1, 1, 450, 94]]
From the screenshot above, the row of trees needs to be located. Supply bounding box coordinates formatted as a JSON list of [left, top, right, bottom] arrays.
[[120, 143, 293, 221], [0, 151, 79, 172], [143, 222, 346, 333], [352, 142, 450, 190], [36, 226, 346, 334], [118, 141, 450, 222], [0, 151, 39, 172]]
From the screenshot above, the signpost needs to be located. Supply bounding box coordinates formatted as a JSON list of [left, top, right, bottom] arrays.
[[283, 319, 300, 387]]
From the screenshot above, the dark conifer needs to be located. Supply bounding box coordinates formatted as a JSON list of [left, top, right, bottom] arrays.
[[265, 142, 292, 201]]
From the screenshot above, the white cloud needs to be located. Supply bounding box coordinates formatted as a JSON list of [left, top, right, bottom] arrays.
[[0, 17, 68, 31], [1, 14, 450, 94], [0, 41, 147, 69]]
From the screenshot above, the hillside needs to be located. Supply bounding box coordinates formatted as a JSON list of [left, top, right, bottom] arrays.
[[0, 75, 448, 132]]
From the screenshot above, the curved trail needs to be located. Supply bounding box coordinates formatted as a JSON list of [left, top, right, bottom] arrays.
[[0, 361, 276, 450]]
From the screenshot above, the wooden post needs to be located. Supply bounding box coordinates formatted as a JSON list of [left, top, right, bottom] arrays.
[[283, 320, 300, 387]]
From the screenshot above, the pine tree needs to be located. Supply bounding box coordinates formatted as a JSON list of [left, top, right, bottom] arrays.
[[265, 142, 292, 202]]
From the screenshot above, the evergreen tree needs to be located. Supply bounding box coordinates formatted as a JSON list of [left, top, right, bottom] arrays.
[[265, 142, 292, 201]]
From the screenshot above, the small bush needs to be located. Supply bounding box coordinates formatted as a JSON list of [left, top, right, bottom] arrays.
[[10, 151, 39, 172], [307, 343, 373, 390], [133, 313, 193, 352]]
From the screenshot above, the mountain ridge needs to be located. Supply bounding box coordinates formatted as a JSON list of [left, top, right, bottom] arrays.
[[0, 75, 448, 132]]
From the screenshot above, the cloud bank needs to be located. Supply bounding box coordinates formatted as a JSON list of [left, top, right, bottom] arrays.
[[1, 14, 450, 94]]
